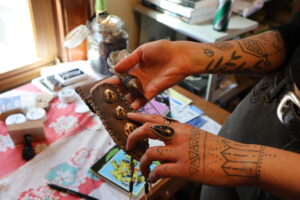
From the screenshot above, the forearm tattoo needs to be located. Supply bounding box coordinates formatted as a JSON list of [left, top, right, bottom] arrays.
[[189, 127, 277, 180], [221, 140, 265, 178], [203, 31, 284, 73]]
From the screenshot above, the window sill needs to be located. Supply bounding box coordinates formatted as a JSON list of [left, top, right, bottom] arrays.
[[0, 57, 55, 92]]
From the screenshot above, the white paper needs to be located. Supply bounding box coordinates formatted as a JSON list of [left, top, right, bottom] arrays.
[[200, 115, 222, 135], [232, 0, 264, 17], [169, 98, 203, 123]]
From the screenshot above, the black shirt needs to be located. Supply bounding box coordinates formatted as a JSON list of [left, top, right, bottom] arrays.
[[277, 12, 300, 89]]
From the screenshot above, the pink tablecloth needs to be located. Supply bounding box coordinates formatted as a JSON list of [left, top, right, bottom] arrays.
[[0, 84, 124, 199]]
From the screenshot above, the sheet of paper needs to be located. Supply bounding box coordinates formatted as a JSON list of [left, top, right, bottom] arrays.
[[200, 115, 222, 135], [137, 99, 169, 115], [187, 116, 207, 128], [169, 98, 204, 123], [168, 88, 192, 108], [232, 0, 264, 17]]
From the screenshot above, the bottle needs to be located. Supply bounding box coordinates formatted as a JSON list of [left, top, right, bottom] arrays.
[[213, 0, 233, 32], [95, 0, 108, 16]]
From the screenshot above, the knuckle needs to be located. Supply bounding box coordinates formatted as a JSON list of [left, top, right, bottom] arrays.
[[155, 166, 167, 177], [144, 122, 152, 126], [153, 114, 162, 122], [143, 122, 152, 130], [145, 148, 155, 159]]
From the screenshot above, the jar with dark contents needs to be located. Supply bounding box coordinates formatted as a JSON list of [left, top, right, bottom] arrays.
[[88, 15, 128, 76]]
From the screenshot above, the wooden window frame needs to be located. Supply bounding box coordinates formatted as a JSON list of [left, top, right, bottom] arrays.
[[0, 0, 57, 92]]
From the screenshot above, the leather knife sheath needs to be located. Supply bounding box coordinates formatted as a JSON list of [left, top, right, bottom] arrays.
[[76, 80, 148, 161]]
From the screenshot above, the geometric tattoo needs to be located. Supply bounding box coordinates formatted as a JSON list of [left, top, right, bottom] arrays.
[[221, 140, 265, 179], [237, 39, 271, 67], [189, 128, 201, 175]]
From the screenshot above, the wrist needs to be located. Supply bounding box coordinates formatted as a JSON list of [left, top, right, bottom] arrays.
[[173, 41, 209, 75]]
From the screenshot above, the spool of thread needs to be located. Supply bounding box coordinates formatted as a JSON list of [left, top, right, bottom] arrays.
[[26, 108, 47, 122], [58, 88, 77, 103], [5, 113, 27, 126]]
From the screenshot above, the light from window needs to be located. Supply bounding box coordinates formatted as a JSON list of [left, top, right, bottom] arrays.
[[0, 0, 39, 73]]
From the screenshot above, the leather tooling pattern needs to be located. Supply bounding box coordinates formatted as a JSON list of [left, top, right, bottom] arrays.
[[76, 82, 148, 161]]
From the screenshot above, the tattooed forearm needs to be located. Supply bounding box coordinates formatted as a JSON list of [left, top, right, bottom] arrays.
[[204, 50, 265, 74], [201, 133, 279, 180], [221, 140, 265, 178], [237, 39, 271, 67], [201, 30, 285, 74], [187, 128, 280, 182]]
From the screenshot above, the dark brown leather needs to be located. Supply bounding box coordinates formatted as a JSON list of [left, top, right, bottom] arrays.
[[76, 81, 148, 161]]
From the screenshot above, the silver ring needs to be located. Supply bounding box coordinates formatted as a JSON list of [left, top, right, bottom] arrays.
[[164, 119, 171, 126], [163, 116, 178, 126]]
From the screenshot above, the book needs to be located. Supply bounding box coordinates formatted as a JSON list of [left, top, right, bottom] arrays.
[[143, 0, 217, 18], [166, 0, 216, 9], [91, 147, 157, 197], [90, 146, 121, 173], [143, 0, 216, 24]]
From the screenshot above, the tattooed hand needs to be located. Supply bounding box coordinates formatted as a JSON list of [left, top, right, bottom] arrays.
[[126, 113, 266, 186], [105, 40, 196, 110], [103, 30, 285, 109]]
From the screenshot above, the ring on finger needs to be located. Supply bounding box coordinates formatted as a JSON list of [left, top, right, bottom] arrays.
[[150, 124, 176, 140]]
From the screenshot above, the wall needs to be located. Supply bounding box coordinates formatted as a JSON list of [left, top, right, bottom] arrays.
[[105, 0, 140, 51]]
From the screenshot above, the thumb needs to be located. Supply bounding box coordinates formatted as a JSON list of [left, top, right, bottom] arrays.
[[114, 48, 142, 73]]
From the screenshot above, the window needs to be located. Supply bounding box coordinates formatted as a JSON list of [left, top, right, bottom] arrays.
[[0, 0, 38, 73], [0, 0, 57, 92]]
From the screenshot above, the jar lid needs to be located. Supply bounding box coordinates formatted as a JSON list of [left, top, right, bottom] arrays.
[[91, 15, 124, 32], [64, 24, 90, 49]]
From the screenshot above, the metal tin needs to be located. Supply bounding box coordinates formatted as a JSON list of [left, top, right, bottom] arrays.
[[213, 0, 232, 32]]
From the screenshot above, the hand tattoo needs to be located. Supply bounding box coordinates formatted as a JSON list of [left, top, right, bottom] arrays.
[[189, 128, 201, 175]]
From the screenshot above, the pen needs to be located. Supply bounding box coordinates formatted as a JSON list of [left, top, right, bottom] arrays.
[[48, 183, 99, 200]]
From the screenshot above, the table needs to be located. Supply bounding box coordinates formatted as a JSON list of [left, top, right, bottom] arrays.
[[0, 82, 229, 200]]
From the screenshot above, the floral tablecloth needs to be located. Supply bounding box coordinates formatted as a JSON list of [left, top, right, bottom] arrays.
[[0, 84, 128, 200]]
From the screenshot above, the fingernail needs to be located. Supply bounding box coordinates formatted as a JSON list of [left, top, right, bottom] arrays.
[[126, 141, 131, 150], [149, 171, 156, 183]]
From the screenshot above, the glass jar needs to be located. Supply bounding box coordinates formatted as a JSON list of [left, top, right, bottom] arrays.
[[64, 14, 128, 76], [87, 15, 128, 76]]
